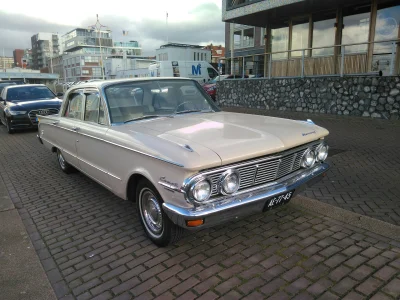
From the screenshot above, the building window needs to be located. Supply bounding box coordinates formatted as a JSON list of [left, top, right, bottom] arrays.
[[312, 11, 337, 57], [271, 26, 289, 60], [342, 5, 370, 54], [291, 18, 310, 57], [233, 26, 255, 49], [374, 4, 400, 54], [373, 3, 400, 74], [194, 52, 196, 60]]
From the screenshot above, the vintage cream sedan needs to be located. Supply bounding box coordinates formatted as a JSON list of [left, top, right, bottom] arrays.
[[37, 78, 330, 246]]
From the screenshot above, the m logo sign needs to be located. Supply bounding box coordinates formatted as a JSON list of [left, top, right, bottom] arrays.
[[192, 64, 201, 75]]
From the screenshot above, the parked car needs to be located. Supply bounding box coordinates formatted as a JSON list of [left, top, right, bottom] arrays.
[[0, 80, 25, 94], [0, 84, 63, 133], [37, 78, 330, 246], [203, 74, 249, 100]]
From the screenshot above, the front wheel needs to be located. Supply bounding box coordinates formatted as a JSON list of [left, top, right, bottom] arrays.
[[56, 149, 75, 174], [5, 118, 14, 134], [136, 179, 184, 247]]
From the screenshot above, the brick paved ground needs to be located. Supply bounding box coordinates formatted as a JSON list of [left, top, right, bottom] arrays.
[[224, 107, 400, 226], [0, 119, 400, 299]]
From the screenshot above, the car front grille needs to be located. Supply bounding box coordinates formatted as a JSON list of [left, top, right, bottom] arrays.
[[208, 143, 320, 197], [28, 109, 59, 125]]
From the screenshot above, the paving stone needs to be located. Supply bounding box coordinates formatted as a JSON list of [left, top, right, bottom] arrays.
[[349, 264, 375, 281], [382, 278, 400, 298], [331, 277, 359, 296], [1, 123, 400, 300], [355, 277, 384, 296]]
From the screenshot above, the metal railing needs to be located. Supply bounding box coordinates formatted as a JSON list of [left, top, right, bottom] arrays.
[[227, 39, 400, 79]]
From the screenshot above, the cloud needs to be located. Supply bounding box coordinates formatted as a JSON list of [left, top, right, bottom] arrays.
[[0, 2, 224, 57]]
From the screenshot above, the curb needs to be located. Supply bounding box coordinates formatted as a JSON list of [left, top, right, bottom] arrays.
[[291, 195, 400, 242]]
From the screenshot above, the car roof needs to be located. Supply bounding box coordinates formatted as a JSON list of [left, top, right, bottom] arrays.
[[5, 84, 47, 90], [68, 77, 196, 90]]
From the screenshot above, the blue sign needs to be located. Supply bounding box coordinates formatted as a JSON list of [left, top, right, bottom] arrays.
[[192, 64, 201, 75]]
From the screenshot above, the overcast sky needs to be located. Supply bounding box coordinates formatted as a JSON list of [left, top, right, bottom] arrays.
[[0, 0, 225, 57]]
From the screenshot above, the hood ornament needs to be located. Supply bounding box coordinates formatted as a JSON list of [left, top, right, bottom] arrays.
[[181, 144, 194, 152]]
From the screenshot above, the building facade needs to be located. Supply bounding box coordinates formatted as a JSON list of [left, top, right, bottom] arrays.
[[156, 43, 212, 63], [58, 28, 143, 82], [0, 57, 14, 69], [223, 0, 400, 77], [31, 33, 61, 70], [203, 44, 226, 64]]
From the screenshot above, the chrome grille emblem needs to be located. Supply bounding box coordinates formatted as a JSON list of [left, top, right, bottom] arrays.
[[38, 109, 49, 115]]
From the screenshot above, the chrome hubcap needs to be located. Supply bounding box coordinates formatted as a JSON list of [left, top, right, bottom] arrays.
[[141, 190, 163, 235], [58, 151, 66, 169]]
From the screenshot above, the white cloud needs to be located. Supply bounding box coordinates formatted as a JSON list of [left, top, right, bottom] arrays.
[[0, 0, 224, 56]]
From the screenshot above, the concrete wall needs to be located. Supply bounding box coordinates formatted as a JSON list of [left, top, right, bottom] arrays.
[[217, 76, 400, 120]]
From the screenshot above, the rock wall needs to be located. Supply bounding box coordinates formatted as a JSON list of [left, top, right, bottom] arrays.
[[216, 76, 400, 120]]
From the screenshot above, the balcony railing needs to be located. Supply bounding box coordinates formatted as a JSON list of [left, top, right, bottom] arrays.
[[227, 39, 400, 78], [227, 0, 263, 10]]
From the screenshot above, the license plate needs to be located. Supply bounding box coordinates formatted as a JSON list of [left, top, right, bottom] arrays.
[[263, 190, 294, 212]]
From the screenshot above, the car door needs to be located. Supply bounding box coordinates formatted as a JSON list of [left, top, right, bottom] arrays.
[[0, 88, 8, 125], [53, 89, 85, 168], [75, 89, 111, 188]]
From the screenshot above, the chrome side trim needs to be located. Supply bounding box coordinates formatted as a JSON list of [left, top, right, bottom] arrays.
[[46, 123, 184, 168]]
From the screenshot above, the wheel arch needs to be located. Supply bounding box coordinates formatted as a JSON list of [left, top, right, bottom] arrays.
[[126, 172, 156, 202]]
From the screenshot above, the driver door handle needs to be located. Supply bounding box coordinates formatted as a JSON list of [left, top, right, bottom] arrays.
[[52, 121, 59, 125], [72, 126, 80, 131]]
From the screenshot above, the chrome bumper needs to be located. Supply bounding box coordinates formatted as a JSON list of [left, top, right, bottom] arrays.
[[162, 163, 329, 230]]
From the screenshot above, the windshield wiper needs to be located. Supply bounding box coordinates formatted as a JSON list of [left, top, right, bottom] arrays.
[[174, 109, 213, 115], [124, 115, 171, 123]]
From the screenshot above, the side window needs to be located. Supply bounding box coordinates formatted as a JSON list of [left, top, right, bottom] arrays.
[[64, 93, 84, 120], [84, 93, 100, 123], [207, 68, 218, 79], [84, 92, 107, 125]]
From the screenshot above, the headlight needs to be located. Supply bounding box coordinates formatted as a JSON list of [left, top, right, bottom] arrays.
[[316, 143, 329, 161], [219, 169, 240, 195], [301, 149, 316, 168], [9, 111, 27, 115], [189, 178, 212, 202]]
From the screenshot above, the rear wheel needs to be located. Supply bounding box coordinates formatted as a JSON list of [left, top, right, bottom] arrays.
[[136, 179, 184, 247], [57, 149, 74, 174]]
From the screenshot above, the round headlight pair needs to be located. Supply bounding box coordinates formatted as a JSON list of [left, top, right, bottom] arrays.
[[301, 143, 329, 168], [188, 169, 241, 203]]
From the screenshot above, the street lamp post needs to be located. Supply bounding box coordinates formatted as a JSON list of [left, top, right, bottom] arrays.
[[88, 14, 109, 80]]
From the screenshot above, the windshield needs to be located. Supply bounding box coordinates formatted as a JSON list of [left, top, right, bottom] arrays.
[[6, 86, 55, 102], [0, 83, 16, 94], [104, 79, 220, 123]]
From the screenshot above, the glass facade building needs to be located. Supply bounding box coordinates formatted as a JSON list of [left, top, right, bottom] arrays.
[[225, 0, 400, 77]]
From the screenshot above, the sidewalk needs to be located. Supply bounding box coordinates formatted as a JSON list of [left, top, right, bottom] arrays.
[[0, 176, 56, 300]]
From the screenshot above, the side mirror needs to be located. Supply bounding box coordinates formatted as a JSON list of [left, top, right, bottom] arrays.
[[56, 92, 64, 97]]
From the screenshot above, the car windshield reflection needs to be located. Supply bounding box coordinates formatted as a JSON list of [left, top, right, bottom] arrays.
[[104, 79, 219, 123], [7, 86, 56, 102]]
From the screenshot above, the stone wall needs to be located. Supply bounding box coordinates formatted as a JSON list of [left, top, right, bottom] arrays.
[[216, 76, 400, 120]]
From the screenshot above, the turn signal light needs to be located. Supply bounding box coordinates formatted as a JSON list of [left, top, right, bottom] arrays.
[[186, 219, 204, 227]]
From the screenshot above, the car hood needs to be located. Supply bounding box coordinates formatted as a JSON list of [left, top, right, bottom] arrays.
[[8, 98, 62, 110], [127, 112, 329, 168]]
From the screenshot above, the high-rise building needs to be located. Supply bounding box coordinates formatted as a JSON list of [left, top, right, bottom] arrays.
[[31, 33, 61, 70], [58, 28, 142, 82]]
